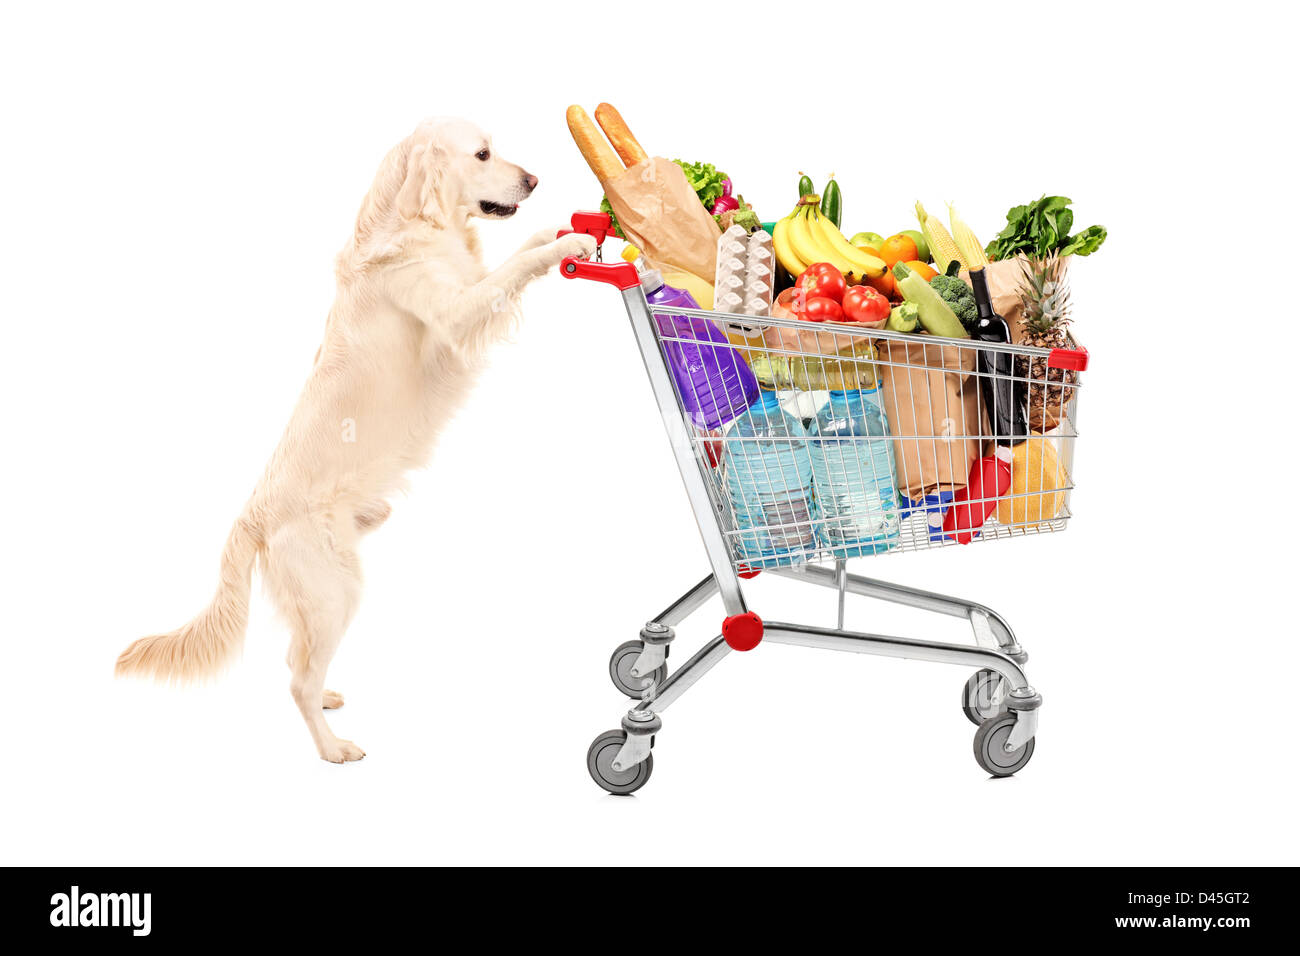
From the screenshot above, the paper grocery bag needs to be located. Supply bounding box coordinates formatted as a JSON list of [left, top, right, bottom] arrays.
[[876, 337, 984, 499], [603, 156, 720, 288], [965, 256, 1072, 344]]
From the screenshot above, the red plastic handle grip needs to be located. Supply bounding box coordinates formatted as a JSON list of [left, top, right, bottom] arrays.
[[560, 256, 640, 290], [1048, 347, 1089, 372], [555, 210, 618, 245]]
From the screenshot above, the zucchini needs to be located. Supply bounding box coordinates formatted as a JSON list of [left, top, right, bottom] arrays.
[[820, 177, 842, 229], [893, 263, 968, 339], [886, 302, 920, 333]]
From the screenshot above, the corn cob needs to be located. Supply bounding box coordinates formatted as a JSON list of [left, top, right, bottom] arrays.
[[916, 200, 965, 274], [947, 202, 988, 270]]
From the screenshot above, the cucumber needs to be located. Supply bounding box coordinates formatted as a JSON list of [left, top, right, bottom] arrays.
[[797, 172, 815, 200], [893, 263, 968, 339], [820, 177, 842, 229]]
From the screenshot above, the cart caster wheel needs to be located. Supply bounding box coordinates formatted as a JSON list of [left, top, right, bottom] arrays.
[[973, 714, 1035, 777], [608, 640, 667, 698], [587, 730, 653, 795], [962, 668, 1008, 726]]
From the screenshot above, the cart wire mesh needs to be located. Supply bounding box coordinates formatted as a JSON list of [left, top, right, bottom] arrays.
[[647, 302, 1081, 571]]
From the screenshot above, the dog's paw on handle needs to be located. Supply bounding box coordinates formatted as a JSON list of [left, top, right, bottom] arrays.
[[556, 233, 597, 262], [319, 738, 366, 763]]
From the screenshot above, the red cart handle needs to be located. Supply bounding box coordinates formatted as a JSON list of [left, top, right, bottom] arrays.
[[560, 256, 639, 289], [556, 210, 619, 245], [556, 210, 639, 290], [1047, 347, 1089, 372]]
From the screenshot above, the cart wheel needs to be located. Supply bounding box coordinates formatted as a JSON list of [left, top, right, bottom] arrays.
[[962, 668, 1008, 726], [608, 640, 668, 698], [587, 730, 653, 795], [973, 714, 1035, 777]]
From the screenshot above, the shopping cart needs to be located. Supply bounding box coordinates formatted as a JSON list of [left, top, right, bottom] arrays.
[[557, 211, 1087, 792]]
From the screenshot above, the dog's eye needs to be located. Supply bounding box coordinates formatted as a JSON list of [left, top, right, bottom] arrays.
[[475, 149, 490, 162]]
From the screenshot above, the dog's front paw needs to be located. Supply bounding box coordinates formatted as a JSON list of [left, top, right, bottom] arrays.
[[555, 233, 597, 262]]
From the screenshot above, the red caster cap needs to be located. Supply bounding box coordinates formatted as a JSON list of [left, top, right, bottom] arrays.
[[722, 612, 763, 651]]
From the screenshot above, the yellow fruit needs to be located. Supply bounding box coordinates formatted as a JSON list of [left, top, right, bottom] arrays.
[[996, 435, 1067, 527]]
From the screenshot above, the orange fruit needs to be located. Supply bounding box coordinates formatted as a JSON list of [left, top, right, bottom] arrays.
[[901, 259, 937, 282], [879, 234, 919, 268], [867, 269, 898, 301]]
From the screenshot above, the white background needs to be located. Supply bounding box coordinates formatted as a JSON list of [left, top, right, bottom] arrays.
[[3, 1, 1295, 865]]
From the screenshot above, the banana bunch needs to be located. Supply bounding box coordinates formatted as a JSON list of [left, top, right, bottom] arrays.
[[773, 200, 887, 280]]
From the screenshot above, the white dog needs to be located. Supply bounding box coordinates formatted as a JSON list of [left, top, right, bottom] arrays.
[[116, 118, 597, 762]]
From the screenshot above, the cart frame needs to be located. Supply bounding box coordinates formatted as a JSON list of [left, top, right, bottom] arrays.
[[558, 212, 1083, 791]]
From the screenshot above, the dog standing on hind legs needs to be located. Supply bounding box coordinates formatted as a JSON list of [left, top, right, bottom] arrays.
[[115, 118, 597, 762]]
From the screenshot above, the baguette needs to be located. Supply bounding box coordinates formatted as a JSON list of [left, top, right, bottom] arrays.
[[566, 105, 624, 185], [594, 103, 648, 167]]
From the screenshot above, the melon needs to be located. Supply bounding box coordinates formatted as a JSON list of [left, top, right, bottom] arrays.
[[996, 435, 1067, 527]]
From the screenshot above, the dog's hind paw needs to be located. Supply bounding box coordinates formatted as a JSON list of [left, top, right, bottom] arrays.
[[319, 738, 366, 763], [322, 689, 345, 710]]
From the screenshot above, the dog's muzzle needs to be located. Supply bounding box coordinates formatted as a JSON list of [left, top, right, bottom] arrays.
[[479, 201, 518, 217]]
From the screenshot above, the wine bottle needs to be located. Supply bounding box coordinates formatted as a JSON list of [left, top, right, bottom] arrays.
[[969, 269, 1028, 446]]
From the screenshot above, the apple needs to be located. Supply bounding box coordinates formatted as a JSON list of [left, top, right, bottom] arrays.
[[849, 231, 884, 249], [899, 228, 931, 263]]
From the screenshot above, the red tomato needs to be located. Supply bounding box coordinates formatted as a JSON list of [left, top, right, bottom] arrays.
[[842, 285, 890, 324], [795, 262, 846, 303], [796, 296, 844, 323]]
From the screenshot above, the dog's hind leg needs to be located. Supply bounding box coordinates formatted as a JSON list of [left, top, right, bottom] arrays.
[[265, 516, 365, 762]]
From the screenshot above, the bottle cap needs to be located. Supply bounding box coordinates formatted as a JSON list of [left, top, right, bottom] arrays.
[[624, 251, 664, 294]]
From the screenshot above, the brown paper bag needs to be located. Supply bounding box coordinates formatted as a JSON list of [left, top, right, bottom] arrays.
[[964, 256, 1072, 344], [876, 337, 984, 499], [602, 157, 720, 287]]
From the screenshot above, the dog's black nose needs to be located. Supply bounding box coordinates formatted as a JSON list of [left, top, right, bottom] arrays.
[[523, 173, 538, 192]]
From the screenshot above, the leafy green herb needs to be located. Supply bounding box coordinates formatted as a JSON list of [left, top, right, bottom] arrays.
[[984, 195, 1107, 261]]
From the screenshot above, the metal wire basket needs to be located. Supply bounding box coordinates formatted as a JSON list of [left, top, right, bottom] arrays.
[[656, 306, 1084, 570]]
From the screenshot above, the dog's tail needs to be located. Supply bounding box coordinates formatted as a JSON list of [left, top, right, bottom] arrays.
[[116, 512, 264, 682]]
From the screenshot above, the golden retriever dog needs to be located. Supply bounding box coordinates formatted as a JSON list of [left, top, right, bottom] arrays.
[[116, 118, 597, 762]]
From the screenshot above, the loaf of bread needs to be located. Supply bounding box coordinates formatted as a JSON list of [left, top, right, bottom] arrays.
[[566, 105, 624, 185], [594, 103, 648, 167]]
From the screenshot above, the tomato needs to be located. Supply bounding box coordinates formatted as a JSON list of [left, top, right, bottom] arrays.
[[795, 262, 846, 303], [842, 285, 890, 324], [796, 296, 844, 323]]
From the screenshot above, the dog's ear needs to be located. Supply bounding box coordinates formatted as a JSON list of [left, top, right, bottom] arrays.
[[395, 142, 451, 225]]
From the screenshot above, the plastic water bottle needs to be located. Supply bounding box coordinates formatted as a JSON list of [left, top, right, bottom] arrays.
[[808, 388, 901, 558], [638, 261, 758, 430], [723, 391, 817, 567]]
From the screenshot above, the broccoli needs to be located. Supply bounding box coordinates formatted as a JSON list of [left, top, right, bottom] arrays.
[[929, 268, 978, 333]]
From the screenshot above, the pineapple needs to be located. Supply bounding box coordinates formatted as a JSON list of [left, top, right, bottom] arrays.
[[1014, 254, 1076, 430]]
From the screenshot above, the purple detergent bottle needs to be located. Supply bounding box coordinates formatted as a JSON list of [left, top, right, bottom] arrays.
[[636, 260, 759, 430]]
